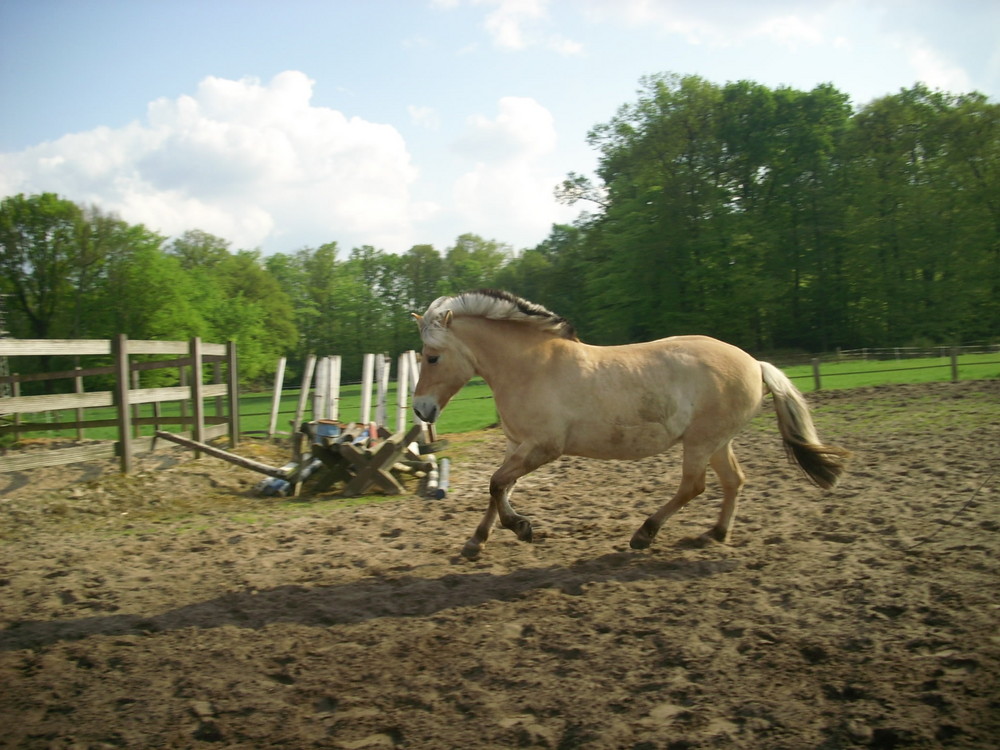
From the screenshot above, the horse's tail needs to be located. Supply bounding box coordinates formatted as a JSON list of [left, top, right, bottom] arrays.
[[759, 361, 850, 489]]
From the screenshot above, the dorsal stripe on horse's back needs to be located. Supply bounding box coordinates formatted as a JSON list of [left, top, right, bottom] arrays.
[[424, 289, 579, 341]]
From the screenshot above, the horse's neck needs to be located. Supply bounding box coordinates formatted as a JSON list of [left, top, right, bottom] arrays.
[[457, 318, 557, 385]]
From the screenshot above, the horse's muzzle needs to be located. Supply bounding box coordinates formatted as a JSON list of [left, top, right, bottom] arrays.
[[413, 397, 439, 424]]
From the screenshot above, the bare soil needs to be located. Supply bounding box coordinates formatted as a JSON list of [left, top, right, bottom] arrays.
[[1, 381, 998, 749]]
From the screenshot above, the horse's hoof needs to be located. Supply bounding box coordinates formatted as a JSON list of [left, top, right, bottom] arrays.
[[702, 527, 729, 544], [515, 519, 533, 543], [461, 540, 482, 559], [630, 519, 658, 549], [629, 531, 652, 549]]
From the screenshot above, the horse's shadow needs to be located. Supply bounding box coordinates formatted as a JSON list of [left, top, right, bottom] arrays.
[[0, 552, 738, 651]]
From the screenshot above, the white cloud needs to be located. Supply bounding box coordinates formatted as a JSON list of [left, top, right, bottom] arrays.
[[0, 71, 426, 253], [451, 97, 576, 246], [443, 0, 583, 55], [585, 0, 830, 48], [456, 96, 557, 160], [408, 105, 442, 130], [901, 36, 971, 93]]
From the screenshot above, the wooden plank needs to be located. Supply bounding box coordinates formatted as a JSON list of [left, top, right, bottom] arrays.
[[127, 340, 188, 355], [0, 362, 115, 384], [0, 442, 118, 473], [123, 383, 227, 406], [127, 340, 224, 357], [0, 339, 111, 356], [0, 390, 114, 415]]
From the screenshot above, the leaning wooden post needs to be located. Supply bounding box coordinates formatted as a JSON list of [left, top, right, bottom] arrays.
[[950, 347, 959, 383], [226, 340, 240, 447], [267, 356, 287, 439], [293, 354, 317, 429], [113, 334, 133, 474], [189, 337, 205, 457], [811, 358, 822, 392]]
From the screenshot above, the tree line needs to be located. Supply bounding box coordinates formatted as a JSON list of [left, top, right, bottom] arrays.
[[2, 75, 997, 388]]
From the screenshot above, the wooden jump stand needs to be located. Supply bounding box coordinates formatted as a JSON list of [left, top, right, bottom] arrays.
[[290, 420, 426, 497], [158, 350, 450, 500]]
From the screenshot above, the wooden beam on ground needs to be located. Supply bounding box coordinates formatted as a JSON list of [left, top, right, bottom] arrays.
[[154, 430, 289, 478]]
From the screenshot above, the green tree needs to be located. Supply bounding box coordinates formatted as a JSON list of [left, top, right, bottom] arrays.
[[441, 233, 511, 293], [0, 193, 83, 339]]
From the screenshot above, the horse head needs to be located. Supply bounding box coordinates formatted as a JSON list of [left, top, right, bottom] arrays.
[[411, 300, 476, 424]]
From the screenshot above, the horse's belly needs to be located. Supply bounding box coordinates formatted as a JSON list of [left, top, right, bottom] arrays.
[[565, 422, 678, 460]]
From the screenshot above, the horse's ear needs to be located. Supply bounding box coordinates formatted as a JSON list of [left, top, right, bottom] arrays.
[[443, 309, 454, 328]]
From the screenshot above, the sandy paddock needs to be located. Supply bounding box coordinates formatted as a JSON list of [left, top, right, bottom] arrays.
[[0, 380, 997, 749]]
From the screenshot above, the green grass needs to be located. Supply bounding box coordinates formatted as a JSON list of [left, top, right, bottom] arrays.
[[7, 354, 998, 442], [782, 352, 1000, 392]]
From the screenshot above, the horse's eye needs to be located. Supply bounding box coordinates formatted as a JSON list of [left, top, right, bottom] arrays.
[[427, 355, 440, 365]]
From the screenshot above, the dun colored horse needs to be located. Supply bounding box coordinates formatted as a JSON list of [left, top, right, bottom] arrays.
[[412, 289, 849, 558]]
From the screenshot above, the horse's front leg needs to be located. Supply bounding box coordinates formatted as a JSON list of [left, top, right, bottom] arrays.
[[461, 440, 557, 558]]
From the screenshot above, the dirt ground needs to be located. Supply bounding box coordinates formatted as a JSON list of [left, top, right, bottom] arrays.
[[0, 380, 998, 749]]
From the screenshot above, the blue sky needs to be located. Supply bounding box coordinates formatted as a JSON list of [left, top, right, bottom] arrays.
[[2, 0, 997, 256]]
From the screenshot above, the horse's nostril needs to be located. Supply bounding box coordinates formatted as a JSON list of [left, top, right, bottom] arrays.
[[413, 402, 438, 424]]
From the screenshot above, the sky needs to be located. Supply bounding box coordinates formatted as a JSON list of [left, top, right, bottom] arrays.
[[1, 0, 997, 257]]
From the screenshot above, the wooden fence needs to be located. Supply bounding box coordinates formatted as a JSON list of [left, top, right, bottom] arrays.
[[0, 336, 238, 474]]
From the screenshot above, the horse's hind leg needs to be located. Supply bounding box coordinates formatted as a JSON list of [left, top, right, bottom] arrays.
[[705, 441, 745, 543], [630, 450, 708, 549]]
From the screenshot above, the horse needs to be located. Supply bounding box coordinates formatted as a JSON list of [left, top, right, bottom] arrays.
[[412, 289, 849, 558]]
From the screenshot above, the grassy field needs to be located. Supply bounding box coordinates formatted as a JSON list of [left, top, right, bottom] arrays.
[[6, 352, 998, 442]]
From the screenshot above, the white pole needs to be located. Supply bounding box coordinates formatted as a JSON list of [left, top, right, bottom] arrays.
[[314, 356, 329, 421], [407, 349, 420, 396], [329, 355, 341, 421], [406, 349, 429, 441], [360, 353, 375, 424], [374, 353, 388, 427], [396, 353, 410, 432]]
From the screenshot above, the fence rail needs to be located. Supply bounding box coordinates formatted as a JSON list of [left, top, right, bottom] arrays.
[[0, 336, 238, 474]]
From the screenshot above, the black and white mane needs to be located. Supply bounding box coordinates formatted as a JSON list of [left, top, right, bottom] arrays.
[[420, 289, 579, 345]]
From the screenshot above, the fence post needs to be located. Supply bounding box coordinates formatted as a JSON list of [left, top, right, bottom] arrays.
[[950, 347, 959, 383], [11, 378, 21, 443], [130, 368, 142, 439], [74, 365, 85, 441], [113, 334, 133, 474], [189, 337, 205, 457], [811, 358, 822, 391], [226, 340, 239, 447]]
